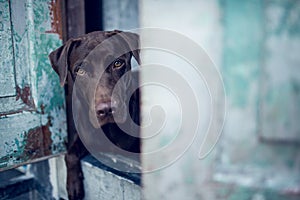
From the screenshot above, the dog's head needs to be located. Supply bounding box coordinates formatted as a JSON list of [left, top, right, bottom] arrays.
[[49, 30, 140, 128]]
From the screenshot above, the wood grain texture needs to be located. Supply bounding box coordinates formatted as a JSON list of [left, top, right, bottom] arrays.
[[0, 0, 67, 170], [0, 0, 16, 97]]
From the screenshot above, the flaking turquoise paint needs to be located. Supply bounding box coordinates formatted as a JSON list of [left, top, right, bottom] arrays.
[[0, 0, 15, 97], [0, 0, 66, 170]]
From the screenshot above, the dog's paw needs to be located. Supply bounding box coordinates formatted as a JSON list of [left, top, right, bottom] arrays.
[[66, 172, 84, 200]]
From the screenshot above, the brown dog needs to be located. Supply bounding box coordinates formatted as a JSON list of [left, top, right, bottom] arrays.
[[49, 30, 140, 200]]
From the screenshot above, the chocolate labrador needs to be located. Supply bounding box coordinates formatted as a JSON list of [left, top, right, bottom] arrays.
[[49, 30, 140, 200]]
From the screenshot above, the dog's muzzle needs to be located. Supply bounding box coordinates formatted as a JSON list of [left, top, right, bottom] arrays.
[[94, 100, 127, 127]]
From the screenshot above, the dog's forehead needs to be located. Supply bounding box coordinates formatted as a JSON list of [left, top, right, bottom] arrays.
[[68, 31, 136, 73], [83, 36, 131, 64]]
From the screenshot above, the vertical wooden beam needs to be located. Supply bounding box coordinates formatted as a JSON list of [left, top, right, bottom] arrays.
[[62, 0, 85, 41], [60, 0, 86, 153]]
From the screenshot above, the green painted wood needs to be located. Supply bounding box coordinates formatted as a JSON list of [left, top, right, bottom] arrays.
[[0, 113, 41, 168], [10, 0, 32, 88], [0, 0, 66, 170], [0, 0, 16, 97]]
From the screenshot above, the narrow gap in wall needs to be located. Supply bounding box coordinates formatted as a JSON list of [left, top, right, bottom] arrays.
[[85, 0, 103, 33]]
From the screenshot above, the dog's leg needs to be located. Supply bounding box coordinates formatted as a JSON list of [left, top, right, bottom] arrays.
[[65, 134, 88, 200]]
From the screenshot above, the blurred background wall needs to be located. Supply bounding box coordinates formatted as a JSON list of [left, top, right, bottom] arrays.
[[140, 0, 300, 199]]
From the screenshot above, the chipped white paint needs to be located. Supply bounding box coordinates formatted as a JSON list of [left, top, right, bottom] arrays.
[[49, 108, 67, 154], [0, 0, 66, 170], [0, 0, 15, 97], [0, 96, 32, 114], [49, 157, 59, 199], [48, 155, 67, 200], [82, 159, 142, 200], [10, 0, 32, 88], [0, 112, 40, 158]]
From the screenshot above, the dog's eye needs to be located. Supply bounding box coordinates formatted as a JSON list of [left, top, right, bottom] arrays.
[[113, 59, 124, 69], [75, 68, 86, 76]]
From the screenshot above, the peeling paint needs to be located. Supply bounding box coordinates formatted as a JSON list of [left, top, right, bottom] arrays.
[[48, 108, 67, 154], [16, 85, 36, 108], [46, 0, 63, 40], [21, 122, 53, 160], [0, 0, 15, 97], [0, 0, 66, 170]]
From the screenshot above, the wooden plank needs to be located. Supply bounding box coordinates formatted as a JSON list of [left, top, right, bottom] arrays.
[[0, 0, 67, 170], [9, 0, 32, 88], [82, 155, 141, 200], [64, 0, 85, 39], [0, 96, 34, 115], [0, 112, 41, 169], [0, 0, 16, 97]]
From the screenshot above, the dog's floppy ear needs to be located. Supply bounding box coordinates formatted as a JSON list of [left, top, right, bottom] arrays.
[[122, 32, 141, 65], [49, 39, 81, 86], [118, 31, 141, 65], [105, 30, 140, 64]]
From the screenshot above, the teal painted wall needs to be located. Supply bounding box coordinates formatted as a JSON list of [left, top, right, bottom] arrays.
[[217, 0, 300, 198]]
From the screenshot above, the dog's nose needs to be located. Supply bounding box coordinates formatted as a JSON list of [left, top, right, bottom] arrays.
[[96, 102, 116, 117]]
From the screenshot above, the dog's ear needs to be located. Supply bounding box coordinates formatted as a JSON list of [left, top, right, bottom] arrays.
[[119, 31, 141, 65], [49, 39, 81, 86], [105, 30, 140, 65]]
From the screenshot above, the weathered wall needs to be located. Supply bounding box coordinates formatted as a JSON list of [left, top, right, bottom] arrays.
[[141, 0, 300, 199], [215, 0, 300, 193]]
